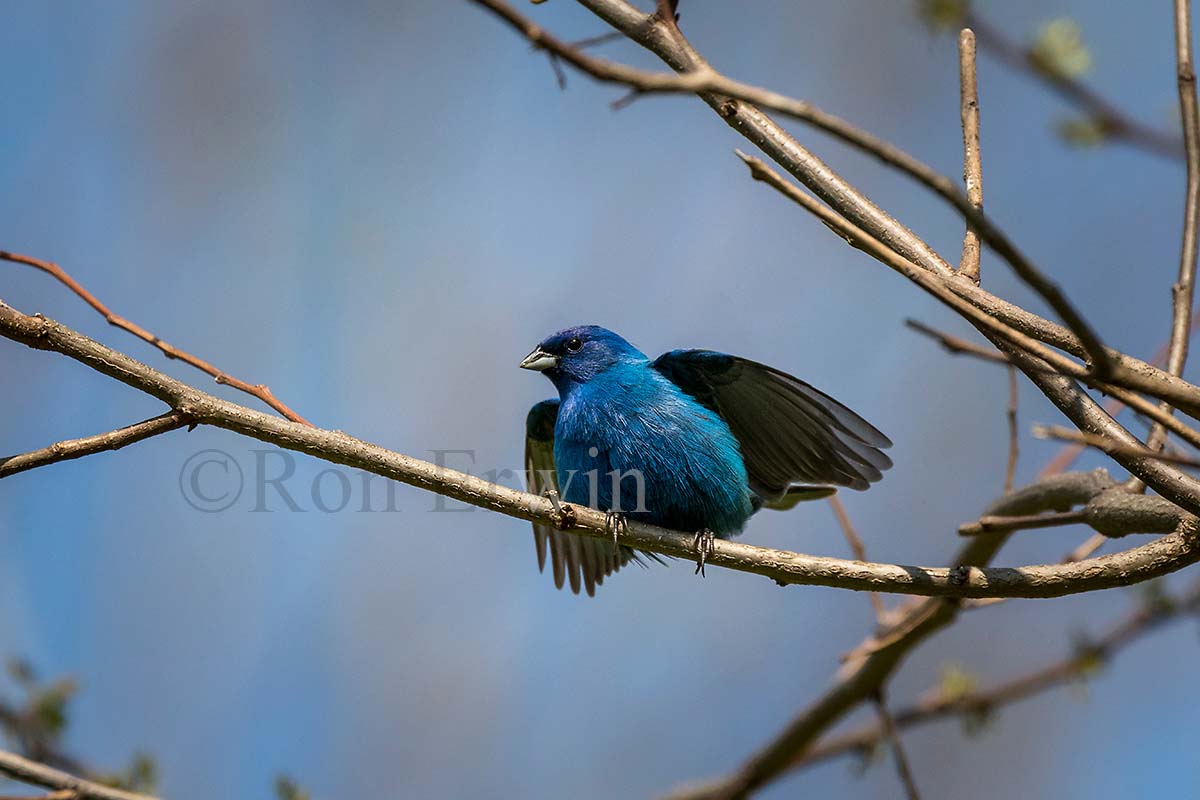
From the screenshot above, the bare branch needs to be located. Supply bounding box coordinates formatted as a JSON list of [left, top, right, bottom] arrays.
[[1147, 1, 1200, 455], [740, 152, 1200, 459], [0, 251, 311, 425], [905, 319, 1011, 366], [903, 318, 1200, 452], [1170, 0, 1199, 355], [958, 510, 1087, 537], [967, 12, 1184, 161], [0, 412, 189, 479], [792, 578, 1200, 771], [479, 0, 1119, 377], [872, 692, 921, 800], [828, 495, 886, 623], [660, 472, 1106, 800], [958, 28, 983, 283], [1005, 366, 1019, 492], [1034, 424, 1200, 469], [6, 302, 1200, 600], [0, 750, 154, 800]]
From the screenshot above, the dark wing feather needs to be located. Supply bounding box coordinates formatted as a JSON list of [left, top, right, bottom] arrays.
[[651, 350, 892, 501], [525, 399, 633, 596]]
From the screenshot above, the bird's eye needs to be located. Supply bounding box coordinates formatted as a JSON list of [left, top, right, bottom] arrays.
[[565, 337, 583, 353]]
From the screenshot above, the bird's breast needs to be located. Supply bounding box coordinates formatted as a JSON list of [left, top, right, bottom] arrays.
[[553, 378, 754, 535]]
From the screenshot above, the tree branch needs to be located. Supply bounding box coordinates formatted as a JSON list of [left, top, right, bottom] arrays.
[[5, 302, 1200, 600], [0, 251, 311, 425], [958, 510, 1087, 537], [790, 577, 1200, 771], [872, 692, 921, 800], [828, 495, 886, 623], [966, 12, 1185, 161], [1147, 0, 1200, 456], [660, 472, 1099, 800], [478, 0, 1119, 378], [0, 750, 154, 800], [1034, 423, 1200, 469], [738, 152, 1200, 462], [1004, 365, 1019, 493], [0, 413, 189, 479], [958, 28, 983, 283], [1168, 0, 1199, 380], [903, 318, 1200, 452]]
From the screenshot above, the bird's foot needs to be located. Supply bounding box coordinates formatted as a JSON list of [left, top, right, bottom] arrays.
[[604, 511, 628, 547], [692, 529, 716, 576], [543, 489, 576, 531]]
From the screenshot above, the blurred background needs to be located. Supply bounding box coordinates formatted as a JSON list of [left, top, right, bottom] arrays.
[[1, 1, 1197, 797]]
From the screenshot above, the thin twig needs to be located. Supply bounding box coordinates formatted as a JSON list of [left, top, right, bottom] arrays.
[[1005, 366, 1019, 492], [1033, 424, 1200, 469], [903, 318, 1200, 451], [872, 692, 922, 800], [790, 578, 1200, 771], [0, 750, 153, 800], [958, 28, 983, 283], [0, 792, 77, 800], [1147, 0, 1200, 456], [571, 30, 625, 49], [958, 510, 1087, 537], [0, 251, 311, 425], [905, 319, 1010, 365], [0, 412, 189, 479], [967, 12, 1184, 161], [1065, 533, 1107, 562], [829, 495, 886, 623]]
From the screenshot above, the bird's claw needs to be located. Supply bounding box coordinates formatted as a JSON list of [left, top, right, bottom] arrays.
[[605, 511, 628, 547], [692, 529, 716, 576]]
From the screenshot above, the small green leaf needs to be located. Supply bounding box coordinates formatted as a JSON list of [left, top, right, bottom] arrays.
[[938, 662, 979, 703], [1030, 19, 1092, 79], [1057, 117, 1109, 147]]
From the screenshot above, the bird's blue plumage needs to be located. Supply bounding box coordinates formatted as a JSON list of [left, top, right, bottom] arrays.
[[521, 324, 891, 594], [554, 349, 755, 536]]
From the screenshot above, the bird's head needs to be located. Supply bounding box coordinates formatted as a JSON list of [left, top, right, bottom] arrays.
[[520, 325, 644, 391]]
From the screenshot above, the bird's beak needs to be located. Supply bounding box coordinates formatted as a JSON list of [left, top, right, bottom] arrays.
[[519, 346, 559, 372]]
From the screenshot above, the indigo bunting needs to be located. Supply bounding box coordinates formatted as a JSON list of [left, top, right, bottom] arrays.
[[521, 325, 891, 595]]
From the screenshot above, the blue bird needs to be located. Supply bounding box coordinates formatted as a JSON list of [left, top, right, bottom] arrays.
[[521, 325, 892, 595]]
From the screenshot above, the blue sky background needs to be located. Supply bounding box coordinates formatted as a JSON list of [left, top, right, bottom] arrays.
[[1, 1, 1198, 797]]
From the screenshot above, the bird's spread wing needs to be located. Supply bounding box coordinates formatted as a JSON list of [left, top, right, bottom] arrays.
[[525, 399, 633, 596], [651, 350, 893, 501]]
